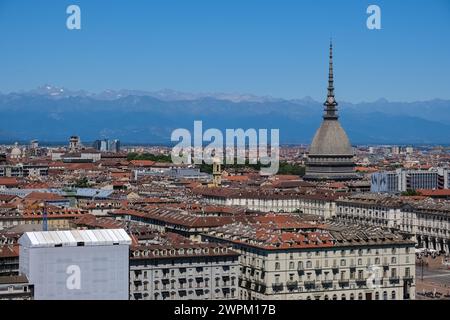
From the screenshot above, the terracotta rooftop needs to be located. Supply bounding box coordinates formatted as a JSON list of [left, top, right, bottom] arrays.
[[0, 177, 19, 187], [111, 207, 252, 229], [24, 192, 67, 202], [194, 187, 340, 201], [0, 244, 19, 258], [130, 160, 156, 167], [206, 220, 414, 251]]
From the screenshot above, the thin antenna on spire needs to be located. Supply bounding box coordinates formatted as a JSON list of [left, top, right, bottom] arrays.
[[324, 39, 338, 119]]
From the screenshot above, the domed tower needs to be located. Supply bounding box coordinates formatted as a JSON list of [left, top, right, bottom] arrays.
[[10, 142, 23, 160], [304, 42, 360, 181]]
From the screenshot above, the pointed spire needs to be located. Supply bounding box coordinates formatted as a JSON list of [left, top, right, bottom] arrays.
[[324, 39, 338, 119]]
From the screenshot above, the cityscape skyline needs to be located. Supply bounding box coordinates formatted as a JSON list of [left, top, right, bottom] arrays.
[[0, 0, 449, 102], [0, 0, 449, 307]]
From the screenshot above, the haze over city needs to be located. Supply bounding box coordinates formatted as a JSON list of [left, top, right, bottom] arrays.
[[0, 0, 449, 102]]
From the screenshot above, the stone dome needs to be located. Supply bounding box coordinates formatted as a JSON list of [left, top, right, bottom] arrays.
[[10, 143, 22, 158], [309, 119, 353, 156]]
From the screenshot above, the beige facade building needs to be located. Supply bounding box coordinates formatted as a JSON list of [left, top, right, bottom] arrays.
[[203, 219, 416, 300], [129, 243, 239, 300], [336, 194, 450, 253], [196, 188, 338, 219]]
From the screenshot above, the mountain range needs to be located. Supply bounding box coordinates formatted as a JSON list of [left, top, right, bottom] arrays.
[[1, 85, 449, 145]]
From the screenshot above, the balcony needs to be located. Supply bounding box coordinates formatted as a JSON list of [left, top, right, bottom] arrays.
[[403, 275, 414, 282], [272, 282, 284, 291], [321, 280, 333, 289], [355, 279, 367, 287], [286, 280, 298, 290], [338, 279, 349, 287], [332, 265, 339, 273], [304, 280, 316, 290], [389, 276, 400, 284]]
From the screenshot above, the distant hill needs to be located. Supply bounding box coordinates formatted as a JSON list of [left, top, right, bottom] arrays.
[[1, 87, 449, 144]]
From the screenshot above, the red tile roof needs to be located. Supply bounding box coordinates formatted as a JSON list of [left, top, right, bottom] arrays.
[[417, 189, 450, 197], [24, 192, 66, 201], [0, 177, 19, 187], [130, 160, 156, 167]]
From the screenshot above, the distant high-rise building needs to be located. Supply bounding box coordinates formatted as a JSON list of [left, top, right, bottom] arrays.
[[108, 139, 120, 153], [304, 42, 359, 181], [371, 168, 450, 193], [93, 139, 120, 153]]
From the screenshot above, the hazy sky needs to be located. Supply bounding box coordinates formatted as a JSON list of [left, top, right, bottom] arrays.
[[0, 0, 449, 102]]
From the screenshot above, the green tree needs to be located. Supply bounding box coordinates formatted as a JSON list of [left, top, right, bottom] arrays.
[[127, 152, 171, 162], [74, 177, 90, 188]]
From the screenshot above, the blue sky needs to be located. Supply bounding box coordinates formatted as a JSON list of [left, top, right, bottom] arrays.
[[0, 0, 449, 102]]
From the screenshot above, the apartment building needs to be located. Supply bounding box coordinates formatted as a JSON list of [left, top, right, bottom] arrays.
[[0, 164, 48, 178], [0, 245, 19, 276], [336, 194, 450, 253], [202, 219, 416, 300], [110, 207, 250, 241], [129, 243, 239, 300], [0, 275, 34, 300], [371, 168, 449, 193], [195, 188, 339, 219]]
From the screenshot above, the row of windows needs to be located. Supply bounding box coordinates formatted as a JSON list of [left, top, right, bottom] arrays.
[[133, 265, 235, 277], [339, 206, 449, 223], [308, 291, 397, 300], [273, 267, 407, 282], [273, 256, 405, 270], [272, 247, 401, 259]]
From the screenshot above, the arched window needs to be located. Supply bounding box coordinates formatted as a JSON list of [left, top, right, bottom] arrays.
[[306, 296, 311, 300], [306, 260, 312, 268], [275, 262, 280, 270], [383, 291, 388, 300], [332, 294, 338, 300], [358, 293, 363, 300], [391, 291, 396, 300], [350, 293, 355, 300], [324, 295, 329, 300], [341, 294, 346, 300], [375, 292, 380, 300]]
